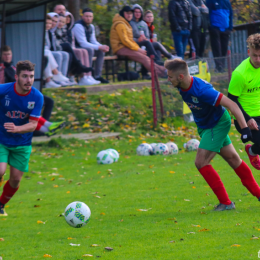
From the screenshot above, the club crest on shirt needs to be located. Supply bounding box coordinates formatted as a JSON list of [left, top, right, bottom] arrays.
[[28, 102, 35, 109], [191, 96, 199, 103]]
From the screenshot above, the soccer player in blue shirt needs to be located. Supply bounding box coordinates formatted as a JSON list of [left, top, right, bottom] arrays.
[[0, 60, 43, 216], [165, 59, 260, 211]]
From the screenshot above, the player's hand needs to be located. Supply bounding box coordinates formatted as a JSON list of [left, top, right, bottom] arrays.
[[4, 123, 19, 133], [241, 127, 252, 143], [247, 118, 259, 130]]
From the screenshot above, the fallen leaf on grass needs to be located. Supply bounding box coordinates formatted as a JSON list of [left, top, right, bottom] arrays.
[[67, 237, 75, 240], [0, 238, 4, 241], [187, 232, 195, 234], [91, 244, 100, 247], [231, 244, 241, 247], [37, 182, 44, 185], [250, 237, 259, 240], [43, 254, 52, 258], [66, 191, 70, 194], [192, 186, 196, 189], [191, 224, 201, 227], [100, 212, 105, 215], [137, 208, 152, 211], [53, 185, 58, 188], [169, 171, 175, 174], [169, 241, 175, 243], [37, 220, 46, 224], [198, 228, 209, 232], [168, 218, 176, 221], [184, 199, 190, 201], [34, 205, 40, 208], [70, 243, 80, 246], [104, 247, 113, 251], [82, 254, 93, 257]]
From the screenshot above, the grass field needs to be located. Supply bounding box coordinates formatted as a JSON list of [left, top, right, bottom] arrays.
[[1, 131, 260, 260]]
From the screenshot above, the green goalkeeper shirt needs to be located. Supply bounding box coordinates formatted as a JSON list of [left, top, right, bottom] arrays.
[[228, 57, 260, 117]]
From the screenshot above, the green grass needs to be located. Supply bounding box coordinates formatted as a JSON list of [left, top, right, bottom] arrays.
[[1, 131, 260, 259]]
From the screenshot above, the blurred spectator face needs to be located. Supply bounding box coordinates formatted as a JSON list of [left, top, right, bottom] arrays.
[[46, 19, 52, 31], [144, 13, 154, 24], [51, 16, 58, 29], [54, 5, 66, 15], [133, 8, 142, 20], [15, 70, 35, 92], [58, 16, 66, 28], [124, 11, 133, 22], [82, 12, 93, 25], [66, 15, 71, 24], [249, 47, 260, 68], [1, 50, 12, 63]]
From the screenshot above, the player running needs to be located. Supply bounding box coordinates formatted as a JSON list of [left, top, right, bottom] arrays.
[[228, 33, 260, 170], [0, 60, 43, 216], [165, 58, 260, 211]]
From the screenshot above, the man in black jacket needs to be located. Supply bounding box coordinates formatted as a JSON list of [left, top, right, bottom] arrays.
[[0, 46, 16, 83], [168, 0, 192, 59]]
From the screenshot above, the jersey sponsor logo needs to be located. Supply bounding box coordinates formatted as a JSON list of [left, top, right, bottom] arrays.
[[5, 110, 29, 119], [247, 86, 260, 93], [28, 102, 35, 109], [186, 102, 202, 110], [191, 96, 199, 103]]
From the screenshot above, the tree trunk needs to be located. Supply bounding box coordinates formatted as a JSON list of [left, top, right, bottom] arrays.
[[68, 0, 80, 21]]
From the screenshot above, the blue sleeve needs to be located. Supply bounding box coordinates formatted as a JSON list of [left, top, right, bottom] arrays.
[[0, 84, 8, 97], [29, 93, 43, 121], [198, 84, 223, 107]]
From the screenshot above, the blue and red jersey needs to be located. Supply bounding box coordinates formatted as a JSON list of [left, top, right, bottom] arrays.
[[0, 82, 43, 147], [179, 76, 225, 129]]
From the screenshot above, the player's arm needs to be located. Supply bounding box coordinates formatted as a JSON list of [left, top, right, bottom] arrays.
[[220, 95, 252, 143], [4, 119, 38, 134]]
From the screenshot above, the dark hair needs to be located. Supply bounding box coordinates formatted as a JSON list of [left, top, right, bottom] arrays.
[[164, 59, 188, 75], [83, 8, 93, 14], [46, 14, 52, 20], [1, 45, 12, 53], [16, 60, 35, 76]]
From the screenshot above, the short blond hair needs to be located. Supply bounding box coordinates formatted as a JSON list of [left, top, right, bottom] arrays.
[[247, 33, 260, 50], [164, 59, 188, 75]]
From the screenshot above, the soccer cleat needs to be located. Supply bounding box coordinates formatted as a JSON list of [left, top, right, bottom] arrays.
[[46, 121, 66, 137], [0, 206, 7, 217], [0, 175, 4, 187], [245, 144, 260, 170], [214, 202, 235, 211]]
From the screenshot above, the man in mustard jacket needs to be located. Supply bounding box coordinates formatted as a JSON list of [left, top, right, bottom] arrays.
[[110, 6, 167, 78]]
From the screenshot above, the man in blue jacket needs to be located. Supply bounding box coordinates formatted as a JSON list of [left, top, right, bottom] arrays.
[[206, 0, 233, 72]]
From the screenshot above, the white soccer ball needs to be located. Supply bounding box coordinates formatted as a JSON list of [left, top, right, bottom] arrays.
[[153, 143, 169, 155], [150, 143, 157, 155], [186, 139, 200, 152], [106, 148, 119, 162], [136, 143, 153, 156], [64, 201, 91, 228], [166, 142, 178, 155], [97, 150, 114, 164]]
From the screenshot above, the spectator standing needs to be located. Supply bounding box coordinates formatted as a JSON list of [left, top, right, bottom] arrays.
[[206, 0, 233, 72], [188, 0, 208, 58], [72, 8, 110, 84], [110, 6, 167, 78], [168, 0, 192, 59]]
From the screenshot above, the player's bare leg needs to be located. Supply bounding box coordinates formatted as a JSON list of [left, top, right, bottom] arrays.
[[0, 163, 7, 188], [0, 166, 23, 216], [195, 148, 235, 211], [219, 144, 260, 200]]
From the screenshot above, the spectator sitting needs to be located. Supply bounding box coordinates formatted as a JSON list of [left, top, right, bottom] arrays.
[[0, 46, 65, 137], [110, 6, 167, 78], [143, 10, 178, 59], [206, 0, 233, 72], [65, 11, 100, 85], [72, 7, 110, 84], [53, 4, 66, 16], [45, 15, 71, 87], [168, 0, 192, 59], [47, 12, 72, 82], [48, 13, 93, 82], [188, 0, 208, 58]]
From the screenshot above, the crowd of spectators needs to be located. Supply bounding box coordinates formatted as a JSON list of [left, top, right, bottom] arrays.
[[0, 1, 234, 89]]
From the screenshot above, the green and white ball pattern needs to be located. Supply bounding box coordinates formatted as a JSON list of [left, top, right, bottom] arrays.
[[97, 150, 114, 164], [106, 149, 119, 162], [154, 143, 169, 155], [150, 143, 157, 155], [64, 201, 91, 228], [136, 143, 153, 156], [186, 139, 200, 152], [166, 142, 178, 154]]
